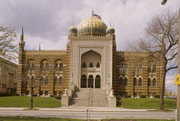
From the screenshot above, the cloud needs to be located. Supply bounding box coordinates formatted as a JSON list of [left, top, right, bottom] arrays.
[[0, 0, 179, 90], [166, 73, 177, 92], [0, 0, 179, 50]]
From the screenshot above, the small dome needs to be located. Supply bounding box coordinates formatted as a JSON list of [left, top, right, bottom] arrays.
[[69, 26, 77, 34], [106, 26, 115, 34], [77, 14, 107, 36]]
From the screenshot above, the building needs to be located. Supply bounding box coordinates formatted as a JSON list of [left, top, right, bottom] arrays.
[[0, 57, 17, 95], [17, 13, 163, 107]]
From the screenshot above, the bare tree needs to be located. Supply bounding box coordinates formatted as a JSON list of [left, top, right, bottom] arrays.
[[129, 10, 179, 110], [0, 26, 17, 60], [24, 71, 43, 109]]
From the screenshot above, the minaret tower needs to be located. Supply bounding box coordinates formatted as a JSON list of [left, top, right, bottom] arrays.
[[19, 27, 25, 64], [17, 27, 25, 95]]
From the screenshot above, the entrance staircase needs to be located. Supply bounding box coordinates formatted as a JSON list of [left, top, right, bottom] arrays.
[[70, 88, 108, 107]]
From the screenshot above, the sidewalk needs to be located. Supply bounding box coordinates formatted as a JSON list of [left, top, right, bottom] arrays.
[[0, 107, 175, 112]]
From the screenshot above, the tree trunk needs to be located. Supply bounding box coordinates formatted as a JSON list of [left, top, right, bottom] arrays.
[[30, 87, 34, 109], [160, 63, 166, 111]]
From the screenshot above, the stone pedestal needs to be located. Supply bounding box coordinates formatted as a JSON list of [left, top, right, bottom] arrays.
[[109, 96, 116, 107], [61, 95, 69, 107], [61, 89, 69, 107]]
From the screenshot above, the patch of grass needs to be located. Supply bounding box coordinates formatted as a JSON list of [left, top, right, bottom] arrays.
[[120, 98, 176, 109], [0, 96, 60, 107]]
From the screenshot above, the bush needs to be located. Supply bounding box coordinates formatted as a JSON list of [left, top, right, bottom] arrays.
[[55, 96, 61, 100], [140, 95, 147, 98], [154, 95, 160, 98], [116, 95, 122, 106]]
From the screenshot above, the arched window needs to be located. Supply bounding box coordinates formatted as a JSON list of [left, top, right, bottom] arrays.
[[133, 78, 137, 86], [96, 62, 100, 68], [148, 65, 151, 73], [81, 75, 87, 88], [59, 76, 63, 84], [124, 77, 128, 86], [138, 78, 142, 86], [82, 62, 86, 68], [27, 59, 35, 71], [119, 77, 123, 86], [40, 59, 48, 71], [88, 75, 94, 88], [54, 77, 58, 85], [95, 75, 101, 88], [44, 77, 48, 85], [31, 76, 35, 82], [148, 78, 151, 86], [152, 65, 156, 72], [152, 78, 156, 86], [60, 63, 63, 71], [89, 62, 93, 68]]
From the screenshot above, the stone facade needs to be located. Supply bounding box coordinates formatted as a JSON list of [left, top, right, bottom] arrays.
[[0, 57, 17, 95], [17, 14, 163, 106]]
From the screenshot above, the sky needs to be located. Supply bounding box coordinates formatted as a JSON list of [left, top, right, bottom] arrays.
[[0, 0, 179, 92]]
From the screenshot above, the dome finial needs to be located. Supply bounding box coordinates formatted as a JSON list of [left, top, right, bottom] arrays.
[[92, 10, 94, 16]]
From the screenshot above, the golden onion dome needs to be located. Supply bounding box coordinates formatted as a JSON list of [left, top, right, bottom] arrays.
[[77, 14, 107, 36]]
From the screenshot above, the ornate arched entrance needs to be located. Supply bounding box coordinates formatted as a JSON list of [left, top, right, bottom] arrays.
[[81, 50, 102, 88]]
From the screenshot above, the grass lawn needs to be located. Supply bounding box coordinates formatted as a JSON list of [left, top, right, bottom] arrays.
[[0, 117, 175, 121], [0, 96, 60, 107], [120, 98, 176, 109]]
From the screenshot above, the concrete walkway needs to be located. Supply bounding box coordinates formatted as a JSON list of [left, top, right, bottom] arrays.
[[0, 107, 176, 112]]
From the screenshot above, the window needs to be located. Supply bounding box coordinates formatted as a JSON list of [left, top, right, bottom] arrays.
[[96, 62, 100, 68], [124, 77, 128, 86], [40, 59, 48, 71], [133, 78, 137, 86], [89, 62, 93, 67], [148, 65, 156, 73], [82, 62, 86, 68], [60, 63, 63, 71], [59, 76, 63, 84], [148, 66, 151, 73], [45, 91, 48, 96], [152, 78, 156, 86], [148, 78, 151, 86], [54, 77, 58, 85], [119, 65, 128, 74], [119, 65, 123, 74], [27, 59, 35, 71], [138, 78, 142, 86], [119, 77, 123, 86], [81, 75, 87, 88], [135, 64, 142, 73], [2, 84, 6, 88], [39, 91, 43, 96], [152, 65, 156, 73], [55, 60, 63, 71], [123, 65, 128, 73], [44, 77, 48, 85]]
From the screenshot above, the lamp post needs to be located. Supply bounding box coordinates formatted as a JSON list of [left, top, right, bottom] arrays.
[[177, 9, 180, 121], [161, 0, 180, 120]]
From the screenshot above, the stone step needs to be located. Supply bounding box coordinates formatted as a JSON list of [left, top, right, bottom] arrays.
[[71, 88, 108, 107]]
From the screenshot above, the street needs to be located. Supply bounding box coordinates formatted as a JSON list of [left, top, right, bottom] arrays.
[[0, 110, 176, 120]]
